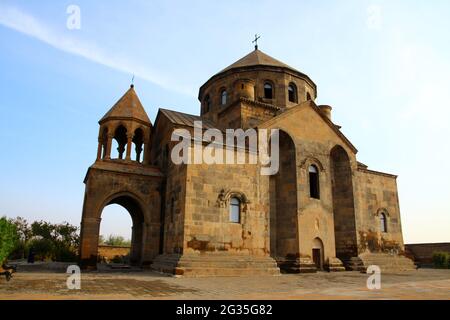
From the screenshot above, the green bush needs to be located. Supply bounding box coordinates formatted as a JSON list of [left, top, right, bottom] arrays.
[[0, 217, 18, 265], [432, 252, 450, 269], [9, 240, 27, 260], [102, 235, 131, 247], [27, 238, 55, 261], [3, 217, 80, 263], [53, 243, 78, 262]]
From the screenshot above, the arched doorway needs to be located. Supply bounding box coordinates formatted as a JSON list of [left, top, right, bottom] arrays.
[[312, 238, 324, 270], [101, 195, 145, 265], [270, 130, 299, 261], [330, 146, 358, 262], [99, 204, 132, 262]]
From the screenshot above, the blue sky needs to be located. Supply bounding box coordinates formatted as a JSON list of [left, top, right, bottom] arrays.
[[0, 0, 449, 243]]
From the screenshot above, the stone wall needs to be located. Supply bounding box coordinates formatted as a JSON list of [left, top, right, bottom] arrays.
[[98, 245, 131, 262], [183, 145, 269, 256], [260, 100, 357, 265], [405, 243, 450, 266], [354, 168, 404, 254]]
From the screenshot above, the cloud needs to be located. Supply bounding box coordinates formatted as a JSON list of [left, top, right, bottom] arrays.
[[366, 5, 382, 31], [0, 4, 195, 96]]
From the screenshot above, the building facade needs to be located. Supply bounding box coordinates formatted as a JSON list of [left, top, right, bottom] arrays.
[[79, 48, 415, 275]]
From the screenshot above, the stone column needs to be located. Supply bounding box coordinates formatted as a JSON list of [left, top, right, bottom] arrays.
[[96, 138, 103, 160], [143, 137, 150, 165], [104, 133, 114, 160], [125, 133, 133, 161], [79, 217, 102, 270]]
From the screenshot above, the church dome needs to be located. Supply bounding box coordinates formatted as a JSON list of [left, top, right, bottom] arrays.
[[199, 48, 317, 115], [216, 48, 307, 79]]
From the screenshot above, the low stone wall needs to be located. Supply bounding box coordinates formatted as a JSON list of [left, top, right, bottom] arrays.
[[98, 245, 131, 262], [405, 243, 450, 267]]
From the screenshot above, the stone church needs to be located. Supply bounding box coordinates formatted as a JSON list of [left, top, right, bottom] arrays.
[[79, 46, 415, 275]]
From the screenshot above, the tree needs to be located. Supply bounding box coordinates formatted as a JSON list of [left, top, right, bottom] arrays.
[[11, 217, 31, 242], [0, 217, 18, 265], [9, 217, 32, 259]]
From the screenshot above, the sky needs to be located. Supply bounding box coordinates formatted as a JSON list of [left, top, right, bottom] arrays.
[[0, 0, 449, 243]]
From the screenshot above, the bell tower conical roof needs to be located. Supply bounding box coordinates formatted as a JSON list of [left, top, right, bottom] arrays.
[[99, 85, 151, 126]]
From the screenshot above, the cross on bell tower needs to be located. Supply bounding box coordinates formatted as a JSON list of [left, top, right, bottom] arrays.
[[252, 34, 261, 50]]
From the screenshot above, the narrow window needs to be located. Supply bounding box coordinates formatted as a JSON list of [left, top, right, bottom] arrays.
[[230, 197, 241, 223], [204, 95, 211, 113], [221, 90, 227, 106], [380, 213, 387, 233], [306, 92, 312, 101], [309, 165, 320, 199], [264, 82, 273, 99], [288, 83, 297, 103]]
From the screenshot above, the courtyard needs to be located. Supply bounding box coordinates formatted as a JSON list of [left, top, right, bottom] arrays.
[[1, 268, 449, 300]]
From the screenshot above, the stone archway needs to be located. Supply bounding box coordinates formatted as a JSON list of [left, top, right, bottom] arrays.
[[270, 130, 299, 263], [79, 192, 148, 269], [102, 195, 145, 265], [330, 145, 358, 262]]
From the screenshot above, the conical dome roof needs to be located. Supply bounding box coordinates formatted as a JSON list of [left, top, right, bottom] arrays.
[[199, 48, 315, 98], [100, 85, 151, 126], [217, 48, 299, 74]]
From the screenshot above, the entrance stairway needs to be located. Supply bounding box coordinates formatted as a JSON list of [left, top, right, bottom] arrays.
[[345, 253, 416, 273], [151, 253, 281, 277]]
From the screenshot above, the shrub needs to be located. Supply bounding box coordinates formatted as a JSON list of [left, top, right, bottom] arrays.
[[9, 240, 27, 260], [103, 235, 131, 247], [27, 238, 55, 261], [0, 217, 18, 265], [432, 252, 450, 269], [53, 243, 78, 262]]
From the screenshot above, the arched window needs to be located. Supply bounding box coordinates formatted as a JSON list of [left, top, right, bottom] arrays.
[[309, 165, 320, 199], [264, 82, 273, 99], [288, 83, 297, 103], [112, 125, 128, 160], [229, 197, 241, 223], [204, 95, 211, 113], [380, 213, 387, 233], [306, 92, 312, 101], [221, 90, 227, 106]]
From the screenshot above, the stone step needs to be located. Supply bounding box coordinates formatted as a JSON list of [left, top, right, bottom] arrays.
[[151, 254, 281, 277], [177, 261, 278, 268], [175, 267, 281, 277], [353, 253, 416, 273]]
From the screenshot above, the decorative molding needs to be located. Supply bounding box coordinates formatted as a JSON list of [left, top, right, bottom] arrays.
[[299, 156, 325, 172], [217, 189, 250, 211], [374, 208, 390, 217]]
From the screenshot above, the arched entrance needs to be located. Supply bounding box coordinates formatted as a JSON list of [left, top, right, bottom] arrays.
[[312, 238, 324, 270], [100, 195, 145, 265], [80, 192, 148, 269], [270, 130, 299, 261], [330, 145, 358, 262]]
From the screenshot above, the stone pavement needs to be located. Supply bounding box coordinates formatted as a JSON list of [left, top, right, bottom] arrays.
[[0, 269, 449, 300]]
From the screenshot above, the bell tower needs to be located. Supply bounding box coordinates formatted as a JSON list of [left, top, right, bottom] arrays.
[[79, 85, 163, 270]]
